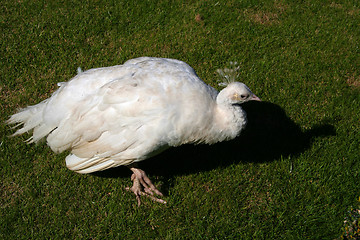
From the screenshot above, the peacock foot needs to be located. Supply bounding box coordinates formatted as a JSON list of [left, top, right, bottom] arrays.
[[126, 167, 166, 206]]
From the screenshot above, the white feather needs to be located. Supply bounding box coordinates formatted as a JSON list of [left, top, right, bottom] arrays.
[[8, 57, 260, 173]]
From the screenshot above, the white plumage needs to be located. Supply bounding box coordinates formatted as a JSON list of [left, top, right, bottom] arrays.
[[8, 57, 260, 205]]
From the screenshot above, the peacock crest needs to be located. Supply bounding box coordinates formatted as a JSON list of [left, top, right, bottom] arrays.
[[216, 61, 241, 87]]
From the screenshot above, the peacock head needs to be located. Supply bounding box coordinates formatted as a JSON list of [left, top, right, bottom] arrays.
[[216, 62, 260, 105], [217, 82, 261, 105]]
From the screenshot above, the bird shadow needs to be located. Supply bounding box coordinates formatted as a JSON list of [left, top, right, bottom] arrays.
[[93, 101, 336, 193]]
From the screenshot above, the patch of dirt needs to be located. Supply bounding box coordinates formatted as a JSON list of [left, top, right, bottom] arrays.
[[244, 1, 288, 25], [347, 73, 360, 88]]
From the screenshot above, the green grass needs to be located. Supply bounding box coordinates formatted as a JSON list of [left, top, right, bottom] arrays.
[[1, 0, 360, 239]]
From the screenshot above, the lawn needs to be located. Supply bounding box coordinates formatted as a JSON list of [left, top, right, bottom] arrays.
[[1, 0, 360, 239]]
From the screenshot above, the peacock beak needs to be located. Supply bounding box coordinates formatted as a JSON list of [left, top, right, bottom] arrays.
[[251, 94, 261, 101]]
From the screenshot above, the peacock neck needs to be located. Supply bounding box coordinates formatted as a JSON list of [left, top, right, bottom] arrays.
[[209, 103, 247, 144]]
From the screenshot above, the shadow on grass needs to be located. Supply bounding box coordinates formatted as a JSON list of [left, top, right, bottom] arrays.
[[93, 101, 336, 188]]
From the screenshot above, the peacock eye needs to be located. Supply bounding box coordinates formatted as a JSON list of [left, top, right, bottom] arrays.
[[240, 94, 248, 99]]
